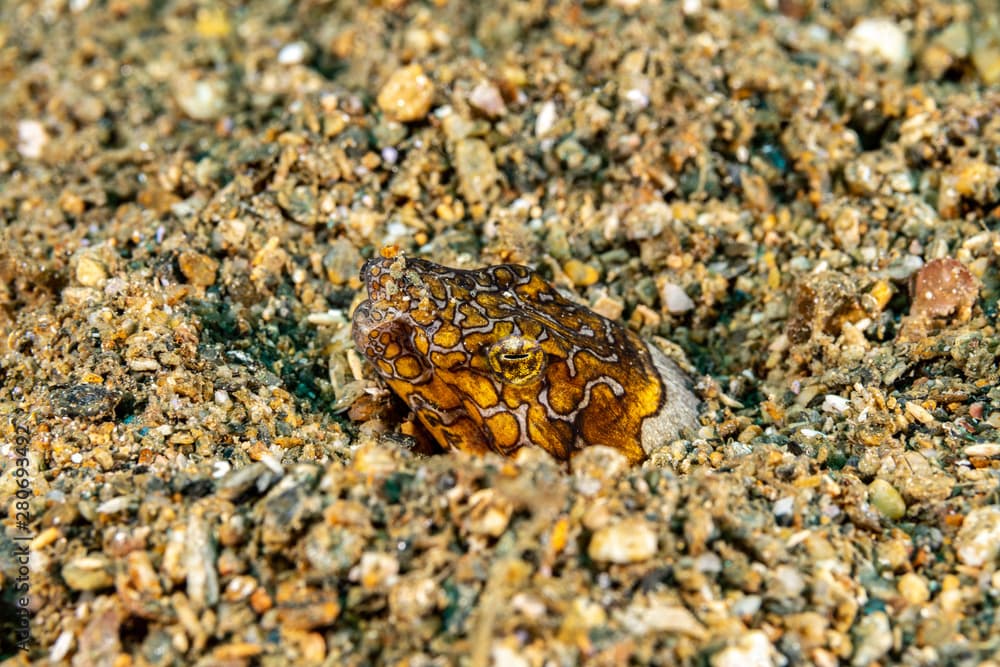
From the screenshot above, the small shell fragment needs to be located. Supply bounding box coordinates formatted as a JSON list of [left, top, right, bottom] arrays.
[[588, 518, 658, 564]]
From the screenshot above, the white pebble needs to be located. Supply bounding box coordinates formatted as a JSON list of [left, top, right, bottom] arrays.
[[615, 601, 707, 638], [96, 496, 132, 514], [17, 120, 48, 158], [661, 282, 694, 313], [711, 630, 776, 667], [623, 87, 650, 111], [822, 394, 850, 413], [772, 565, 806, 597], [851, 611, 892, 666], [176, 78, 228, 121], [965, 443, 1000, 457], [773, 496, 795, 518], [588, 518, 658, 564], [845, 18, 910, 68], [695, 551, 722, 573], [732, 595, 762, 617], [468, 80, 506, 117], [277, 41, 309, 65], [491, 644, 529, 667], [535, 101, 558, 139], [682, 0, 701, 14], [955, 506, 1000, 567], [350, 551, 399, 589], [49, 630, 75, 661], [905, 401, 936, 425], [381, 146, 399, 165]]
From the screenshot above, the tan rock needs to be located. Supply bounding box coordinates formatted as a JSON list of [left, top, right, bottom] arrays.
[[377, 64, 434, 123]]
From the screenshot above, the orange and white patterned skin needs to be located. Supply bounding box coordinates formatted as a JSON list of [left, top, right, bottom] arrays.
[[351, 253, 700, 464]]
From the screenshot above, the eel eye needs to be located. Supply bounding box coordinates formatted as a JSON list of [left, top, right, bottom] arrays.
[[487, 336, 545, 386]]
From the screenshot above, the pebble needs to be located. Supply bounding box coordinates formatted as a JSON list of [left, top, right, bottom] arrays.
[[591, 294, 625, 321], [711, 630, 776, 667], [75, 255, 108, 287], [842, 160, 879, 197], [491, 644, 530, 667], [73, 608, 121, 666], [971, 23, 1000, 85], [923, 22, 971, 77], [17, 119, 48, 158], [441, 112, 476, 142], [275, 592, 341, 631], [910, 258, 979, 319], [555, 138, 588, 170], [822, 394, 850, 413], [535, 100, 558, 138], [572, 445, 630, 497], [559, 597, 607, 643], [322, 239, 362, 285], [905, 401, 936, 426], [127, 551, 163, 596], [351, 551, 399, 590], [52, 383, 117, 419], [851, 611, 892, 666], [772, 496, 795, 519], [868, 479, 906, 520], [96, 496, 133, 515], [616, 599, 707, 639], [174, 74, 229, 121], [770, 565, 806, 598], [303, 525, 364, 576], [62, 554, 113, 591], [887, 254, 924, 281], [468, 80, 506, 117], [215, 218, 247, 249], [452, 138, 499, 206], [277, 41, 310, 65], [897, 572, 930, 605], [732, 595, 762, 618], [876, 536, 911, 572], [377, 64, 435, 123], [955, 506, 1000, 567], [934, 22, 971, 60], [49, 631, 75, 662], [964, 443, 1000, 458], [185, 513, 220, 610], [894, 452, 954, 504], [625, 201, 671, 240], [563, 259, 600, 287], [389, 576, 439, 623], [463, 489, 513, 537], [660, 282, 695, 314], [588, 518, 658, 564], [177, 250, 219, 287], [845, 18, 910, 68]]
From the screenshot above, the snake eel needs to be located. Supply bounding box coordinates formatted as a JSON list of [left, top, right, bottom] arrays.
[[351, 252, 700, 464]]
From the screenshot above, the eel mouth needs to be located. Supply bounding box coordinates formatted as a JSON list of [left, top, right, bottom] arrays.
[[358, 255, 433, 303], [351, 255, 428, 355], [352, 258, 399, 352]]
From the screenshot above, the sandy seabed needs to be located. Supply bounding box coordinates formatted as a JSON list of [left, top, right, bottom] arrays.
[[1, 1, 1000, 665]]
